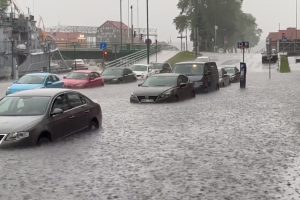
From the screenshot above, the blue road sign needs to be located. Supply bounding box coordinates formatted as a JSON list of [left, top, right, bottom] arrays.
[[100, 42, 108, 50]]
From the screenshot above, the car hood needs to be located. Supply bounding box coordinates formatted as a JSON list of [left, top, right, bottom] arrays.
[[8, 84, 44, 94], [133, 86, 172, 96], [0, 115, 44, 133], [64, 79, 88, 85], [187, 75, 204, 82]]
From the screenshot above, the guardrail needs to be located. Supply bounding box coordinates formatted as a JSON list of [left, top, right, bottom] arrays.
[[104, 45, 161, 68]]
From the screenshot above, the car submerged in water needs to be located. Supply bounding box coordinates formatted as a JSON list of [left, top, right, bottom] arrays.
[[6, 73, 64, 95], [102, 67, 137, 84], [130, 73, 195, 103], [0, 89, 102, 147]]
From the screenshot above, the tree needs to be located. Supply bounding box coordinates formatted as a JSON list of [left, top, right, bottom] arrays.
[[0, 0, 8, 13], [174, 0, 261, 52]]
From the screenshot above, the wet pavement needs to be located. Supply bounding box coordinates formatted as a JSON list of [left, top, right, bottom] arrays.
[[1, 53, 300, 199]]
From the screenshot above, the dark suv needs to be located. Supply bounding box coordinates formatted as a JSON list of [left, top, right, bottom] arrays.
[[173, 61, 219, 93]]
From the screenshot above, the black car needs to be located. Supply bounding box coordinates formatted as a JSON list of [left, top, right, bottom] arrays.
[[173, 61, 220, 93], [0, 89, 102, 147], [130, 73, 195, 103], [151, 63, 172, 74], [223, 66, 240, 82], [102, 67, 137, 84]]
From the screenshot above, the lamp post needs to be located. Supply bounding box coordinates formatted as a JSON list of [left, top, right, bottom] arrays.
[[146, 0, 150, 64], [72, 42, 77, 70], [120, 0, 123, 51], [214, 25, 218, 52], [11, 39, 14, 79], [296, 0, 298, 53], [131, 5, 134, 47], [48, 42, 51, 72]]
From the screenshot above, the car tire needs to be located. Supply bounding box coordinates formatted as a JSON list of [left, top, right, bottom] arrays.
[[37, 136, 50, 146], [89, 119, 99, 130], [191, 90, 196, 98]]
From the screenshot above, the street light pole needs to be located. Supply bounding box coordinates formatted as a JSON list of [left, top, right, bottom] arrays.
[[131, 5, 134, 47], [214, 25, 218, 52], [296, 0, 298, 53], [146, 0, 150, 64], [120, 0, 123, 51]]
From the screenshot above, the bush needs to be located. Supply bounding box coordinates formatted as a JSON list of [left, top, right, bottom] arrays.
[[280, 55, 291, 73]]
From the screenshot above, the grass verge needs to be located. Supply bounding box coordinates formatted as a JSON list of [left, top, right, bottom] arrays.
[[280, 55, 291, 73], [167, 51, 196, 66]]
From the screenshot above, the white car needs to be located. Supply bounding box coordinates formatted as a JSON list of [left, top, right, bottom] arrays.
[[72, 59, 89, 70], [130, 64, 153, 79]]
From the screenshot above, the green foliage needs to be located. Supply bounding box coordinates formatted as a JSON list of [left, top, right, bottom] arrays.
[[174, 0, 261, 51], [0, 0, 8, 12], [280, 55, 291, 73], [167, 51, 196, 67]]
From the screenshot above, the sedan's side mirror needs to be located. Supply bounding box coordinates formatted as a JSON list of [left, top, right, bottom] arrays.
[[179, 83, 187, 88], [51, 108, 63, 116]]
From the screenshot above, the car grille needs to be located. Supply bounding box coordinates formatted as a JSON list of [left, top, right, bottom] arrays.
[[137, 96, 158, 102], [0, 134, 6, 144]]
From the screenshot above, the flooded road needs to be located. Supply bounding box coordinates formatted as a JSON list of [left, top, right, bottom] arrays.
[[1, 54, 300, 200]]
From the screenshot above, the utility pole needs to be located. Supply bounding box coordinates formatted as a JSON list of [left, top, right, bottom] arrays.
[[48, 42, 51, 72], [177, 34, 185, 51], [120, 0, 123, 51], [186, 28, 188, 51], [146, 0, 150, 64], [131, 5, 134, 47], [11, 40, 14, 79]]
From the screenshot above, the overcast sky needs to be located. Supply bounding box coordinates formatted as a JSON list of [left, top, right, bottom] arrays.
[[15, 0, 300, 43]]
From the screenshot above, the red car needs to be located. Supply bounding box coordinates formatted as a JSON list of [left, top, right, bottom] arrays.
[[63, 70, 104, 89]]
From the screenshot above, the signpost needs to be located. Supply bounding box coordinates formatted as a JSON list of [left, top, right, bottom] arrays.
[[99, 42, 108, 51], [237, 41, 250, 88]]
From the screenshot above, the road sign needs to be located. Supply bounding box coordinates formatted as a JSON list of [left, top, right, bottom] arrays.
[[238, 41, 250, 49], [99, 42, 108, 50]]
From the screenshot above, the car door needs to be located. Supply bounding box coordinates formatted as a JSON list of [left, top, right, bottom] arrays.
[[87, 73, 97, 87], [204, 63, 212, 91], [51, 75, 64, 88], [92, 72, 102, 86], [48, 94, 74, 139], [177, 75, 190, 99], [66, 92, 89, 132], [45, 75, 55, 88]]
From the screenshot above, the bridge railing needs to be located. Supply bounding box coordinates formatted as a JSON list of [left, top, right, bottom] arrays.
[[104, 45, 161, 68]]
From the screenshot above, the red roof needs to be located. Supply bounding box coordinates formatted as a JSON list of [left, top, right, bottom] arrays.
[[267, 28, 300, 41], [100, 20, 129, 30]]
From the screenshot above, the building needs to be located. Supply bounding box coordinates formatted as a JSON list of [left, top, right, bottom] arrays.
[[96, 20, 130, 45], [46, 32, 87, 48]]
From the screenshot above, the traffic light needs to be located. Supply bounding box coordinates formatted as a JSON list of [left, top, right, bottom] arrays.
[[102, 51, 109, 60]]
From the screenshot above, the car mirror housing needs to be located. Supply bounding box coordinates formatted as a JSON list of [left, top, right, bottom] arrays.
[[51, 108, 64, 116]]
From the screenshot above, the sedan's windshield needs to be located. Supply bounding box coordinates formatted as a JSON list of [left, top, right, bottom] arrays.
[[173, 64, 204, 76], [17, 75, 46, 84], [151, 63, 164, 69], [0, 96, 51, 116], [142, 76, 177, 87], [102, 68, 123, 76], [131, 65, 148, 71], [65, 72, 88, 80]]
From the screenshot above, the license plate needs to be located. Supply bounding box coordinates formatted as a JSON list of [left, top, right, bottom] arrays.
[[141, 99, 154, 103]]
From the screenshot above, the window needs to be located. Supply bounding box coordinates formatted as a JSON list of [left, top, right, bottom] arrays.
[[67, 93, 83, 108], [52, 94, 70, 112], [52, 75, 60, 82], [124, 69, 132, 75], [93, 72, 101, 78]]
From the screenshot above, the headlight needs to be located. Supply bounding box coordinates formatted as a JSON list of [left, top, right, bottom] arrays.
[[160, 90, 173, 98], [6, 132, 30, 141]]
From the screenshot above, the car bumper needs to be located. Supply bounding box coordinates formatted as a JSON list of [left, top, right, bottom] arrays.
[[130, 95, 175, 103], [0, 134, 36, 148]]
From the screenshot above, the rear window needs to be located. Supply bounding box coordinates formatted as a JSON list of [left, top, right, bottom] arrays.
[[173, 63, 204, 76]]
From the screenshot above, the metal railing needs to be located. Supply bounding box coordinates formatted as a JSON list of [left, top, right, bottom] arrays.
[[105, 45, 161, 68]]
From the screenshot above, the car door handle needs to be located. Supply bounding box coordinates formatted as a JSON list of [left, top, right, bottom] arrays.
[[69, 115, 76, 119]]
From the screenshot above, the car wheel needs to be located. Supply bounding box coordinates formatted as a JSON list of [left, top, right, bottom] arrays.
[[37, 135, 51, 146], [89, 119, 99, 130], [191, 90, 196, 98]]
